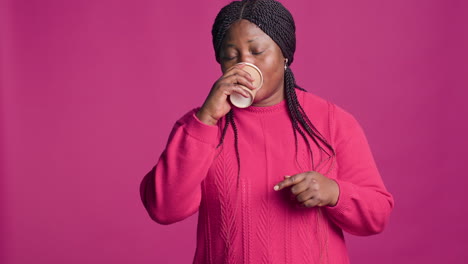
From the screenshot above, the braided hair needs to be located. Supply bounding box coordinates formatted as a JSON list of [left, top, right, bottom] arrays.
[[212, 0, 335, 182]]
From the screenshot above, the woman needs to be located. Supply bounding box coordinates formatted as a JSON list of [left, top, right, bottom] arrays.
[[140, 0, 394, 263]]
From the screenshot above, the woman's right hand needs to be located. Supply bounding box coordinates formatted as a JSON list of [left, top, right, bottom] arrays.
[[196, 63, 256, 126]]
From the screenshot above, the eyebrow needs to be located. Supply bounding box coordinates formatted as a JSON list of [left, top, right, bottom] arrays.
[[225, 37, 259, 47]]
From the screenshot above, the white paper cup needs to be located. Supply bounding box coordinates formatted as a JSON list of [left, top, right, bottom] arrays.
[[229, 62, 263, 108]]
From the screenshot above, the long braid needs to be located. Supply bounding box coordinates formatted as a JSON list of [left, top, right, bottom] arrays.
[[284, 69, 315, 168], [217, 110, 232, 148], [227, 111, 241, 188], [285, 68, 335, 158], [216, 110, 241, 188]]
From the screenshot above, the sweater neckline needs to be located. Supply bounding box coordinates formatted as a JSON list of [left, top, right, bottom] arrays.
[[234, 99, 288, 114]]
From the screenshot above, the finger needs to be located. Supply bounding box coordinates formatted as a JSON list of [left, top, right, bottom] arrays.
[[296, 188, 314, 203], [236, 76, 256, 90], [221, 74, 255, 91], [274, 173, 306, 191], [237, 67, 255, 82], [223, 64, 253, 81], [224, 63, 253, 79], [302, 197, 320, 208], [232, 85, 251, 98], [224, 68, 255, 85], [221, 83, 250, 98], [227, 74, 256, 90], [290, 180, 310, 195]]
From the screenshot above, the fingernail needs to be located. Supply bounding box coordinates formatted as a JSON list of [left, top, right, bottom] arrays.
[[274, 185, 279, 191], [284, 175, 291, 178]]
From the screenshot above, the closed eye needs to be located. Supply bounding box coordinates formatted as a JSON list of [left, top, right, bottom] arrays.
[[252, 50, 265, 55], [222, 55, 237, 60]]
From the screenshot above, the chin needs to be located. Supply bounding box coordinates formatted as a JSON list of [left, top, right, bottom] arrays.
[[252, 95, 266, 104], [253, 91, 267, 102]]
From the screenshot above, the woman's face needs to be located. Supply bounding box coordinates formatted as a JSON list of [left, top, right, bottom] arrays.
[[219, 19, 286, 107]]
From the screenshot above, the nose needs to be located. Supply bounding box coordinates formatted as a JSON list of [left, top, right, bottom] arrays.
[[238, 52, 254, 64]]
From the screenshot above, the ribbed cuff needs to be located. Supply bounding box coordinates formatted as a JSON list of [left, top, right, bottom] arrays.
[[325, 179, 355, 216]]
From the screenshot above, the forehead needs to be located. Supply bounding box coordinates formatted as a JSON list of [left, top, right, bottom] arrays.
[[223, 19, 269, 44]]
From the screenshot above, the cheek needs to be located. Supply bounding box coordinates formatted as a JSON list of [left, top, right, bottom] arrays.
[[259, 57, 284, 89], [254, 63, 284, 101], [220, 62, 232, 74]]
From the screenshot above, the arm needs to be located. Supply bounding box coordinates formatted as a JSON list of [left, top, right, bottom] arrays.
[[141, 63, 255, 225], [139, 109, 219, 225], [324, 105, 394, 236]]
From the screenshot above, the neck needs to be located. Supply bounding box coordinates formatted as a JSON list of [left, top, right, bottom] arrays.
[[252, 85, 285, 107]]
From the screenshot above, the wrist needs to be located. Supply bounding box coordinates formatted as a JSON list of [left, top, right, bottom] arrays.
[[196, 109, 218, 126], [328, 179, 340, 207]]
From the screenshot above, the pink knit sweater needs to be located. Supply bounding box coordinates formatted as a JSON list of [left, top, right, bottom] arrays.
[[140, 89, 394, 264]]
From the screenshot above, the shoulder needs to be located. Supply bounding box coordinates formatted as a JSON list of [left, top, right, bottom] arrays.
[[297, 88, 330, 111], [298, 89, 357, 122], [297, 88, 363, 142]]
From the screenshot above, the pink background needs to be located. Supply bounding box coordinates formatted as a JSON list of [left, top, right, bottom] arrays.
[[2, 0, 467, 263]]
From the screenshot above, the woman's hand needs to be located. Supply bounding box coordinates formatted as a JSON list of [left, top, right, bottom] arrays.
[[196, 63, 257, 126], [273, 171, 340, 208]]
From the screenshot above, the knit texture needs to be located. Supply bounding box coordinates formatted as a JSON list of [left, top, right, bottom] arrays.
[[140, 89, 394, 264]]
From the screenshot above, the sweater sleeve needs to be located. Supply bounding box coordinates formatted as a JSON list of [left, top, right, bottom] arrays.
[[324, 104, 394, 236], [140, 108, 219, 225]]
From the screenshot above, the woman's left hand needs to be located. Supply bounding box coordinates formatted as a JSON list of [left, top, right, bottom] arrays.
[[273, 171, 340, 208]]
